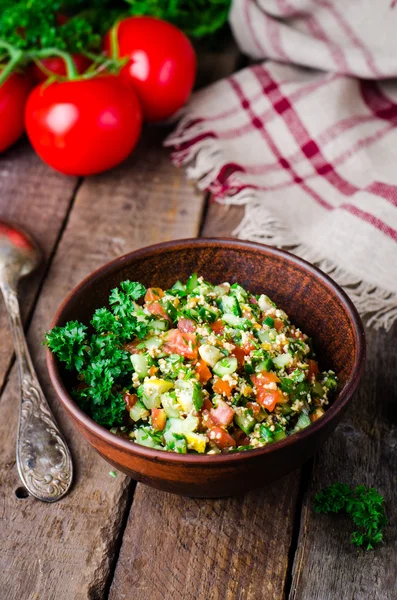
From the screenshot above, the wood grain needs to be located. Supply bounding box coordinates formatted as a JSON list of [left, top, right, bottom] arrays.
[[290, 325, 397, 600], [0, 140, 77, 387], [110, 476, 298, 600], [0, 129, 205, 600]]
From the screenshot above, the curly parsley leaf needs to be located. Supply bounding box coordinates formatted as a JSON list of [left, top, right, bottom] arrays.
[[314, 483, 387, 550], [45, 280, 148, 429], [44, 320, 87, 371]]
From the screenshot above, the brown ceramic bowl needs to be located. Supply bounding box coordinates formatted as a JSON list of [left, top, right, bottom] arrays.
[[47, 238, 365, 497]]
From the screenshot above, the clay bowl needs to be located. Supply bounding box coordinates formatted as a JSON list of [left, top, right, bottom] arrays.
[[47, 238, 365, 497]]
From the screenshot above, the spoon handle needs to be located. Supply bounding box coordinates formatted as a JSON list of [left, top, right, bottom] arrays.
[[0, 282, 73, 502]]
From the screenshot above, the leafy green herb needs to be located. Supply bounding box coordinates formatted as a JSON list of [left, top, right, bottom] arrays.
[[314, 483, 387, 550], [45, 280, 147, 429], [109, 470, 117, 478]]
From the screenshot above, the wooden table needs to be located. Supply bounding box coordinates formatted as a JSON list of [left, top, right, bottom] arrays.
[[0, 41, 396, 600]]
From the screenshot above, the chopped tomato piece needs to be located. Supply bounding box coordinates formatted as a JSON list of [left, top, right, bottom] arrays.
[[195, 360, 212, 384], [274, 318, 283, 332], [249, 296, 258, 304], [151, 408, 166, 431], [213, 378, 234, 398], [207, 426, 236, 449], [124, 340, 141, 354], [145, 287, 164, 302], [256, 389, 284, 412], [210, 399, 235, 426], [210, 320, 225, 334], [246, 401, 261, 420], [123, 392, 138, 411], [146, 301, 171, 321], [307, 359, 319, 381], [231, 338, 255, 365], [162, 329, 198, 359], [178, 317, 196, 333], [251, 372, 280, 386], [149, 365, 158, 377], [233, 427, 251, 446], [201, 397, 213, 412]]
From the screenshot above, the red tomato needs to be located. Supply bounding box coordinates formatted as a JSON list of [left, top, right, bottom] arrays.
[[233, 428, 251, 446], [307, 359, 319, 381], [246, 401, 262, 420], [207, 426, 236, 450], [151, 408, 166, 431], [213, 378, 234, 398], [177, 318, 196, 333], [231, 338, 255, 365], [210, 320, 225, 335], [146, 301, 171, 321], [195, 360, 212, 384], [274, 318, 284, 332], [0, 72, 32, 153], [144, 287, 164, 302], [25, 76, 142, 175], [104, 16, 196, 122], [251, 373, 284, 412], [210, 399, 235, 427], [30, 54, 91, 83], [123, 392, 138, 411], [162, 329, 198, 359]]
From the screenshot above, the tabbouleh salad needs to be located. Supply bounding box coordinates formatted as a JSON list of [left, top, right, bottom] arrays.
[[46, 275, 337, 454]]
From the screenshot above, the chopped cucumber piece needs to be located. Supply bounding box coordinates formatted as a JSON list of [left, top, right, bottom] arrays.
[[134, 427, 162, 449], [150, 319, 169, 332], [264, 316, 275, 327], [255, 358, 274, 372], [198, 343, 223, 367], [234, 409, 256, 434], [230, 283, 248, 302], [161, 392, 182, 418], [213, 285, 228, 297], [213, 356, 238, 377], [165, 432, 187, 453], [257, 328, 277, 343], [164, 415, 199, 440], [259, 424, 274, 443], [273, 429, 287, 442], [130, 354, 149, 378], [221, 314, 251, 330], [294, 413, 311, 432], [145, 336, 163, 351], [258, 294, 276, 311], [142, 378, 173, 409], [198, 306, 218, 322], [175, 380, 195, 413], [129, 400, 149, 422], [186, 272, 198, 293], [273, 353, 293, 369], [221, 295, 242, 317], [172, 280, 186, 291]]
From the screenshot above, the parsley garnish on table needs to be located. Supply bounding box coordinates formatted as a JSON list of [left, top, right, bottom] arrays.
[[45, 280, 147, 429], [314, 483, 387, 550]]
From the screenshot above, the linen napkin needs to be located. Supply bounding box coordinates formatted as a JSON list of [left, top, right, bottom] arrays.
[[166, 0, 397, 329]]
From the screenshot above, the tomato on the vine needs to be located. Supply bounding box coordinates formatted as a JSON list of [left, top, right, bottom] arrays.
[[25, 75, 142, 176], [104, 16, 196, 122], [30, 54, 91, 82], [0, 72, 32, 153]]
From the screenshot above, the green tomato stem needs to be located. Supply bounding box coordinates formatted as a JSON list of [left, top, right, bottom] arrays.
[[109, 21, 121, 61], [0, 49, 24, 86], [29, 48, 79, 80]]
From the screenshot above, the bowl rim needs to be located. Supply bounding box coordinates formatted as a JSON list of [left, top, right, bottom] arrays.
[[47, 237, 366, 465]]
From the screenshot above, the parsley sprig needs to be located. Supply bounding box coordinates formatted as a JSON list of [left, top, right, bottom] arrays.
[[314, 483, 387, 550], [45, 280, 147, 429]]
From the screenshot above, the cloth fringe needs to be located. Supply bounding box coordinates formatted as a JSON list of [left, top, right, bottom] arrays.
[[167, 128, 397, 331]]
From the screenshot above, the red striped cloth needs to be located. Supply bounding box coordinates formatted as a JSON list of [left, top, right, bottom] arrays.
[[166, 0, 397, 329]]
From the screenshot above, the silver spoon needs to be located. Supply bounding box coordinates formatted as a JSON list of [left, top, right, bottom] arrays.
[[0, 221, 73, 502]]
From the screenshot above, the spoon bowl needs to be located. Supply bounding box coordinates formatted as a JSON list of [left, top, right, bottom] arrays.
[[0, 222, 41, 284]]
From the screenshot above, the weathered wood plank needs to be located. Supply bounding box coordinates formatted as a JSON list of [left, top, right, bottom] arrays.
[[109, 199, 300, 600], [0, 141, 77, 387], [0, 128, 206, 600], [290, 325, 397, 600]]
